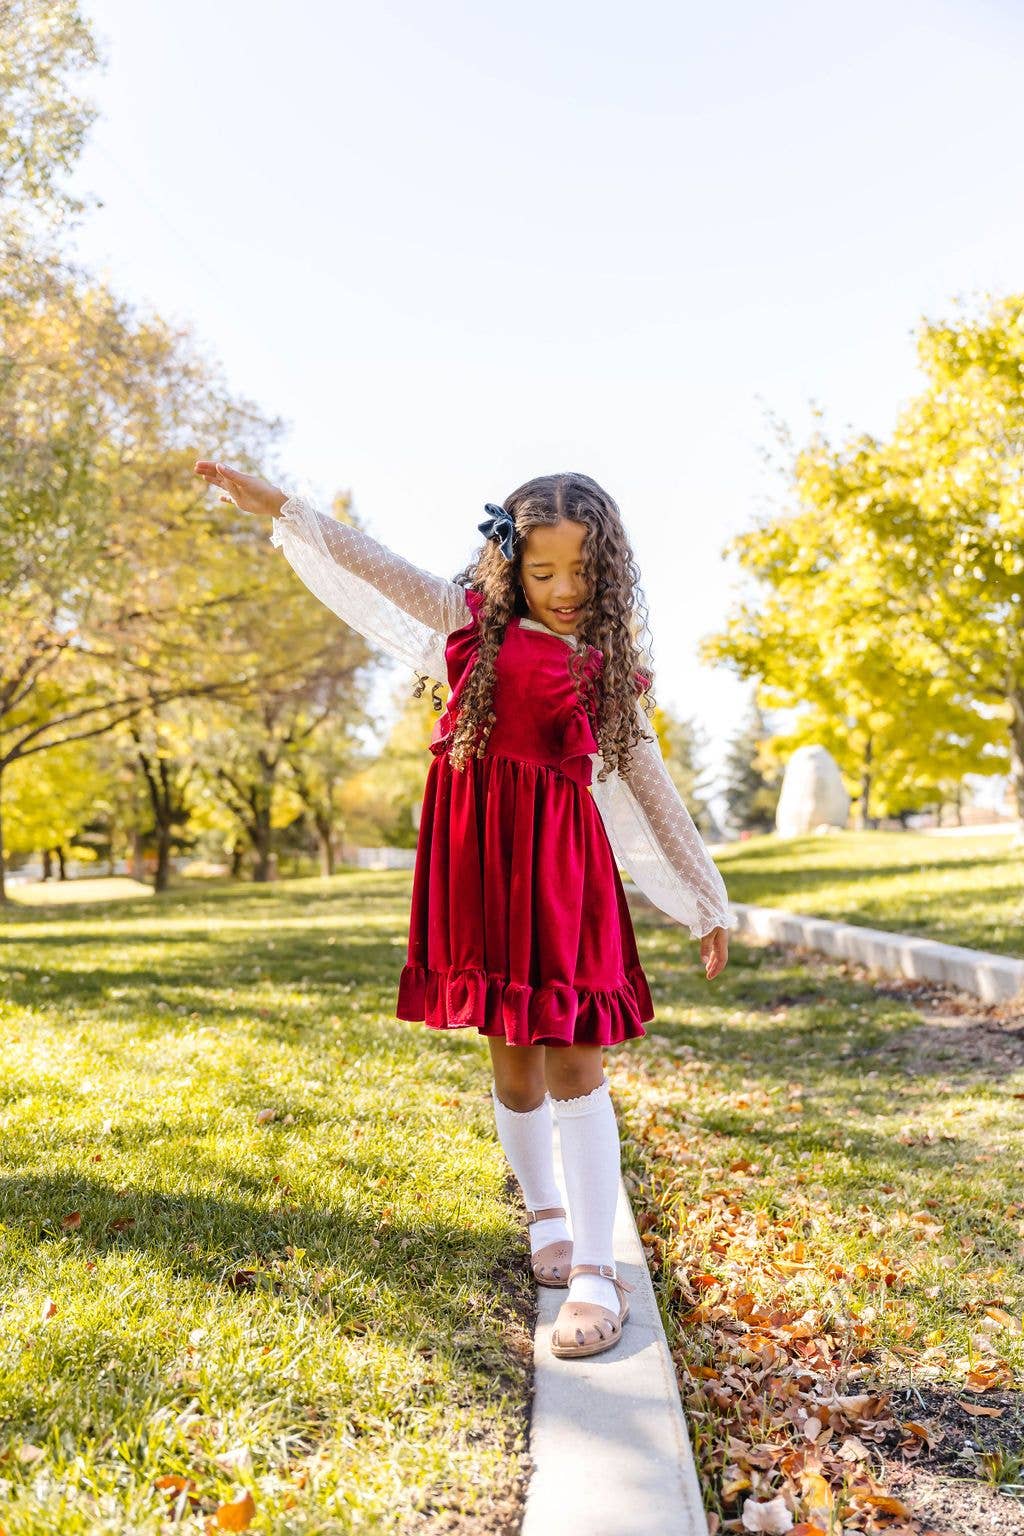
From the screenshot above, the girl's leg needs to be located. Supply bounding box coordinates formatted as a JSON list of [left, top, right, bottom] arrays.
[[487, 1037, 571, 1257], [546, 1044, 621, 1312]]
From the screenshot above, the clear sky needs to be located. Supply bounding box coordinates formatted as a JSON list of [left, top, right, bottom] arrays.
[[68, 0, 1024, 811]]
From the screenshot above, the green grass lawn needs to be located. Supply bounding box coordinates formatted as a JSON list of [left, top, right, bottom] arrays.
[[3, 836, 1022, 1535], [712, 828, 1024, 958], [0, 874, 532, 1535]]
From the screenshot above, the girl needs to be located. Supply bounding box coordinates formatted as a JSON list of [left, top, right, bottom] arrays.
[[193, 460, 735, 1360]]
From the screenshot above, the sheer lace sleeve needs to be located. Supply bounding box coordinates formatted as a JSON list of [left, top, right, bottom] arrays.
[[589, 700, 737, 941], [269, 493, 471, 679]]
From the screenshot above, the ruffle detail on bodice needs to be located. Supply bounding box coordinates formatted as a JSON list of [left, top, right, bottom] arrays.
[[558, 688, 601, 787], [396, 960, 652, 1047]]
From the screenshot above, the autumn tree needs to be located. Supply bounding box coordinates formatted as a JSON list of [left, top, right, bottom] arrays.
[[0, 254, 298, 899], [702, 294, 1019, 825], [0, 0, 102, 238]]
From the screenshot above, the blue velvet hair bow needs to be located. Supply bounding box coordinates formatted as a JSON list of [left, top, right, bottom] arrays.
[[477, 502, 518, 561]]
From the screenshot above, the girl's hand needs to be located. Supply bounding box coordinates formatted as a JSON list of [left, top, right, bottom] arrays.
[[700, 926, 729, 981], [193, 460, 288, 518]]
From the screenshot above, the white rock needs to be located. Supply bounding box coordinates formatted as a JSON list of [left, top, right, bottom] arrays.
[[775, 745, 850, 836]]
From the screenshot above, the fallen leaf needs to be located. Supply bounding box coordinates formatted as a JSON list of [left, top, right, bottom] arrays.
[[856, 1494, 911, 1516], [742, 1495, 794, 1532], [154, 1473, 199, 1505], [983, 1306, 1021, 1332], [836, 1435, 871, 1461], [226, 1271, 258, 1291], [210, 1489, 256, 1530]]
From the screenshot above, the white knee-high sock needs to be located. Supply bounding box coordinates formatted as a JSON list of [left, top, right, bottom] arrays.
[[490, 1087, 571, 1255], [551, 1077, 621, 1312]]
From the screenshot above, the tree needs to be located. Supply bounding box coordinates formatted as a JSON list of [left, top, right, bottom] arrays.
[[701, 294, 1018, 826], [0, 0, 102, 234], [284, 718, 366, 876], [190, 509, 376, 881], [722, 697, 783, 835], [337, 688, 442, 854], [0, 249, 298, 899], [1, 732, 110, 876]]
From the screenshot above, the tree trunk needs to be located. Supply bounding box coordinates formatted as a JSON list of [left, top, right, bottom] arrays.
[[251, 756, 276, 882], [858, 734, 873, 830], [137, 745, 183, 894], [315, 812, 336, 876], [1009, 684, 1024, 823], [253, 836, 274, 882], [131, 828, 145, 881], [56, 845, 67, 880], [42, 848, 53, 880], [230, 838, 245, 878], [252, 799, 274, 882], [154, 822, 172, 893], [0, 783, 7, 903]]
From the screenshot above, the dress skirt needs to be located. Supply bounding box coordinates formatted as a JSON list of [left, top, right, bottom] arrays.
[[395, 748, 654, 1048]]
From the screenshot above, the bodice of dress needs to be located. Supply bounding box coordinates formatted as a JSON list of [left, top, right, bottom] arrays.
[[269, 492, 736, 939], [428, 588, 603, 786]]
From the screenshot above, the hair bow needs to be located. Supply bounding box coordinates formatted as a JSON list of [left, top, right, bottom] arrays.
[[477, 502, 518, 561]]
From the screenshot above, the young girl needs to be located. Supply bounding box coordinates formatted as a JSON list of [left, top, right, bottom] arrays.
[[193, 460, 735, 1360]]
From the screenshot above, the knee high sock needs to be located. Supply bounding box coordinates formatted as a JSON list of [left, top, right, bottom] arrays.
[[551, 1077, 622, 1312], [490, 1087, 571, 1255]]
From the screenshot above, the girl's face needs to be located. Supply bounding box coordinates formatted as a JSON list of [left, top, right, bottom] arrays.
[[519, 518, 590, 635]]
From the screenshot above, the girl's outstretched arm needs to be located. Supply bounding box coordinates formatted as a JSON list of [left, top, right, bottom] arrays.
[[194, 463, 470, 680], [589, 701, 737, 949]]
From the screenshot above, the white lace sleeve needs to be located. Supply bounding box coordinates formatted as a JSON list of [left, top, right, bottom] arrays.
[[269, 493, 471, 679], [589, 701, 737, 941]]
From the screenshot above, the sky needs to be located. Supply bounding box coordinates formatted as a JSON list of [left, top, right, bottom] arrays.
[[67, 0, 1024, 816]]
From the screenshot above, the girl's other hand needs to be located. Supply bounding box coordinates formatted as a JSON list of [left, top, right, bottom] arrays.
[[700, 926, 728, 981], [193, 460, 288, 518]]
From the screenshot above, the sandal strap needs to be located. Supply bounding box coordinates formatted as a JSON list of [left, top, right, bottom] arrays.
[[568, 1261, 636, 1294], [526, 1205, 566, 1224]]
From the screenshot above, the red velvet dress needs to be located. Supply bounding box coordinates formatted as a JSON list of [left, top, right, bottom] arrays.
[[396, 588, 654, 1047]]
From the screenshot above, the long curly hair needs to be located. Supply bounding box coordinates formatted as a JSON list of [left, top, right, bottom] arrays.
[[412, 471, 657, 782]]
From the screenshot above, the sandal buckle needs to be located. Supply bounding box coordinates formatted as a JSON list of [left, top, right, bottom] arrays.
[[598, 1263, 616, 1279]]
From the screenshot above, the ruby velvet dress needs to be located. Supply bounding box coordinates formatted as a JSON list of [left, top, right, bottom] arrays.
[[395, 588, 654, 1047], [269, 493, 736, 1048]]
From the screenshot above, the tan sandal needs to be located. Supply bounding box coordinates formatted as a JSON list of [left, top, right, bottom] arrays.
[[526, 1204, 573, 1287], [550, 1263, 635, 1358]]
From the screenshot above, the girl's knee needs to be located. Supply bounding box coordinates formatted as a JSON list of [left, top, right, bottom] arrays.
[[488, 1037, 546, 1111], [545, 1045, 604, 1101], [493, 1082, 547, 1112]]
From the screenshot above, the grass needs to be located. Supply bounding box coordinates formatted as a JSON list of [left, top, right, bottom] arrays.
[[3, 826, 1022, 1533], [0, 873, 532, 1535], [712, 828, 1024, 958]]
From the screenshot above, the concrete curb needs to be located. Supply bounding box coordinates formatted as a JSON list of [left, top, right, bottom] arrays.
[[726, 902, 1024, 1006], [521, 1115, 708, 1536]]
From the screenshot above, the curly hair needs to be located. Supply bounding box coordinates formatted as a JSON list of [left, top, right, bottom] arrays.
[[411, 471, 658, 782]]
